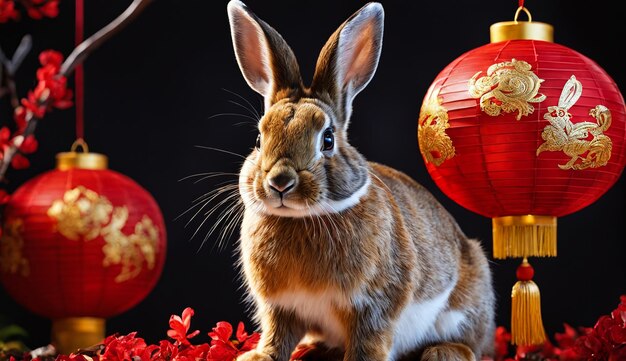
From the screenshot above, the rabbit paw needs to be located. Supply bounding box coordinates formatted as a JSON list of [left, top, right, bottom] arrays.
[[237, 350, 273, 361], [421, 343, 475, 361]]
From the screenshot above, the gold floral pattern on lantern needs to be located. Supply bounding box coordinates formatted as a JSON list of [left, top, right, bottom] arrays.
[[48, 186, 160, 282], [537, 76, 613, 170], [48, 186, 113, 241], [468, 58, 546, 120], [0, 219, 30, 277], [101, 208, 159, 283], [418, 95, 455, 166]]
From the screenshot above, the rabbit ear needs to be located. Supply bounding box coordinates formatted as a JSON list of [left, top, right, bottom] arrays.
[[558, 75, 583, 110], [311, 2, 384, 127], [227, 0, 303, 109]]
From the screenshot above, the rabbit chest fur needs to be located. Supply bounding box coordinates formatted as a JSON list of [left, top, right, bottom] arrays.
[[227, 1, 495, 360]]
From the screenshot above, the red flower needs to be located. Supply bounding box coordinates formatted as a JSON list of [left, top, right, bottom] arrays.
[[14, 106, 28, 133], [0, 189, 11, 205], [555, 323, 579, 349], [25, 0, 59, 19], [208, 321, 260, 361], [102, 332, 149, 360], [167, 307, 200, 346], [21, 90, 47, 118], [493, 326, 511, 361], [0, 126, 11, 152], [0, 0, 19, 22], [39, 49, 64, 67], [19, 135, 38, 154], [11, 153, 30, 169], [19, 50, 73, 119]]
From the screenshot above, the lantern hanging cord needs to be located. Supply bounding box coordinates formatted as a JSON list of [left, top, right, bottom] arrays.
[[75, 0, 85, 141], [518, 0, 524, 8]]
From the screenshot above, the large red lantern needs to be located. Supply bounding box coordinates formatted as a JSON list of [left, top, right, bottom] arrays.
[[0, 144, 167, 353], [418, 5, 626, 346]]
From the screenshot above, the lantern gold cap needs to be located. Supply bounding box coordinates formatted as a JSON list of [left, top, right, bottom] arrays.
[[56, 139, 108, 170], [490, 7, 553, 43]]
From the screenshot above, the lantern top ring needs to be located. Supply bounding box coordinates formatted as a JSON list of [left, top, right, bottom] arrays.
[[71, 138, 90, 153], [513, 6, 532, 23]]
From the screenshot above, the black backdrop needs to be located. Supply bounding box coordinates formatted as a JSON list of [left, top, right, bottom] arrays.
[[0, 0, 625, 348]]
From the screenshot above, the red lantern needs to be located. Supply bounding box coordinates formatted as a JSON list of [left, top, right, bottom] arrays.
[[418, 5, 626, 346], [0, 143, 167, 353]]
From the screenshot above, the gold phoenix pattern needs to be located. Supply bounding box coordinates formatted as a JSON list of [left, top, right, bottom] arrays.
[[48, 186, 160, 282], [0, 219, 30, 277], [469, 59, 546, 120], [537, 75, 613, 170], [418, 95, 455, 166]]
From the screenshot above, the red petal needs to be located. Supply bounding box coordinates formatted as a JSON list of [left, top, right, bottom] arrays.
[[0, 127, 10, 144], [210, 322, 234, 342], [182, 307, 195, 329], [11, 153, 30, 169], [236, 322, 248, 343], [40, 1, 59, 17], [0, 189, 11, 205], [39, 49, 63, 67], [20, 135, 39, 154]]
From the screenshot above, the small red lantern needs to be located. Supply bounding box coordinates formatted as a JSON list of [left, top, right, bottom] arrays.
[[0, 142, 167, 353], [418, 5, 626, 346]]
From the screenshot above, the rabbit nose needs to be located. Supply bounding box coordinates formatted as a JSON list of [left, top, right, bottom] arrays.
[[268, 173, 296, 194]]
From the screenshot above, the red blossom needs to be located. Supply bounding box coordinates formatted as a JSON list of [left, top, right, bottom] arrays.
[[25, 0, 59, 19], [0, 0, 19, 22], [208, 321, 260, 361], [0, 189, 11, 204], [102, 332, 149, 361], [39, 49, 64, 67], [11, 153, 30, 169], [167, 307, 200, 346], [493, 326, 511, 361], [19, 135, 38, 154], [13, 106, 28, 132]]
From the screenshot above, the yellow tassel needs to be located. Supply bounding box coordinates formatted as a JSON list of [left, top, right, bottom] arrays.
[[493, 215, 557, 259], [510, 259, 546, 346]]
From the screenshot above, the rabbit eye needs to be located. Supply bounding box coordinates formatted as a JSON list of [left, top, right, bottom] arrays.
[[322, 128, 334, 151], [255, 134, 261, 150]]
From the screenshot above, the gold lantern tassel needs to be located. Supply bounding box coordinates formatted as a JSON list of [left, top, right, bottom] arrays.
[[511, 258, 546, 346], [493, 215, 557, 259]]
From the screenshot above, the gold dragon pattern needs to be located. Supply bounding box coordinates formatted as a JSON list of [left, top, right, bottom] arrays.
[[537, 75, 613, 170], [47, 186, 160, 282], [0, 218, 30, 277], [469, 59, 546, 120], [418, 95, 455, 166]]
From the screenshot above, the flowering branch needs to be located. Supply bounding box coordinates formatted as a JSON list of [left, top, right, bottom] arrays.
[[0, 0, 152, 183]]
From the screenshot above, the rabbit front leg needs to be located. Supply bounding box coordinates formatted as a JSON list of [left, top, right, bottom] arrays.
[[343, 306, 395, 361], [240, 306, 305, 361]]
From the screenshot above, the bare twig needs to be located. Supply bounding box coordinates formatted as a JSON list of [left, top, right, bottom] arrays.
[[0, 0, 153, 182], [0, 35, 33, 107]]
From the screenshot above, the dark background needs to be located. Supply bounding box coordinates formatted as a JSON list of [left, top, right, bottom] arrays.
[[1, 0, 625, 348]]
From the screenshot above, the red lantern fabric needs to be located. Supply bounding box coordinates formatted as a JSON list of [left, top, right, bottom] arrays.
[[0, 159, 166, 319], [419, 40, 626, 219]]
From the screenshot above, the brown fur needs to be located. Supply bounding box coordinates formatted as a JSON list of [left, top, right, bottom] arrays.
[[227, 2, 495, 361]]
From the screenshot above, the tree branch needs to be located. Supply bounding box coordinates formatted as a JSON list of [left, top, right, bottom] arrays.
[[0, 0, 153, 182]]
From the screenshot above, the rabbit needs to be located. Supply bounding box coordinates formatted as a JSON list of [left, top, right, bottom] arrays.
[[227, 1, 495, 361], [537, 75, 613, 170]]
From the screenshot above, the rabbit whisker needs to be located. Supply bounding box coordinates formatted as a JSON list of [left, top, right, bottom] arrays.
[[221, 87, 262, 119]]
